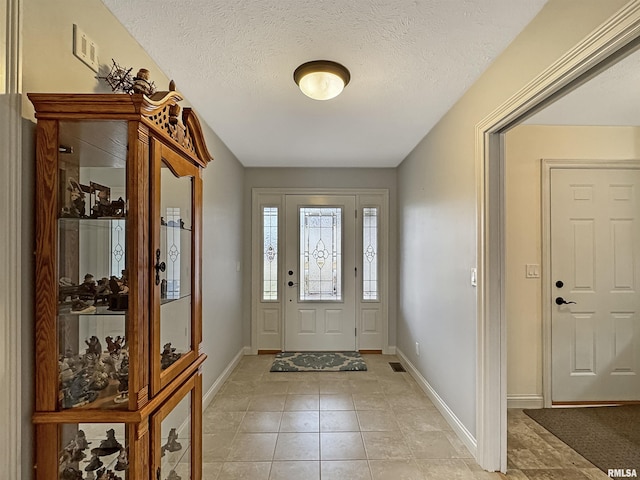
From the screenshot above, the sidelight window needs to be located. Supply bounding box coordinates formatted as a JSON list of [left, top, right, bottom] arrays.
[[262, 206, 278, 301], [362, 207, 378, 301]]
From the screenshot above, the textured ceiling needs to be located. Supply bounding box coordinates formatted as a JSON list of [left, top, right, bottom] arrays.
[[100, 0, 546, 167]]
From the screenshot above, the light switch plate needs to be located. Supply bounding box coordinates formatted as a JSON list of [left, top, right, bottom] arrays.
[[73, 24, 99, 73], [525, 264, 540, 278]]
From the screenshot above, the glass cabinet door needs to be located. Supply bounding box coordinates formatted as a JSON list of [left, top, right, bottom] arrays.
[[56, 120, 130, 411], [152, 373, 202, 480], [159, 390, 192, 479], [152, 141, 201, 394]]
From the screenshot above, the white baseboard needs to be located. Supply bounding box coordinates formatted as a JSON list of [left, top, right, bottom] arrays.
[[396, 348, 477, 457], [202, 347, 245, 410], [507, 394, 544, 409], [383, 346, 396, 355], [243, 346, 253, 355]]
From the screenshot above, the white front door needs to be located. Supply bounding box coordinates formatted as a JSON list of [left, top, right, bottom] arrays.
[[551, 167, 640, 402], [284, 195, 356, 351]]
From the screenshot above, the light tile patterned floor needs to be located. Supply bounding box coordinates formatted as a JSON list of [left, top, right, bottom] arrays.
[[202, 354, 610, 480]]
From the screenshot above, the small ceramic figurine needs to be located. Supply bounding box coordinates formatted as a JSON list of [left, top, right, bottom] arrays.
[[95, 277, 111, 303], [90, 429, 122, 457], [63, 373, 99, 408], [85, 336, 102, 356], [164, 428, 182, 452], [60, 466, 84, 480], [160, 343, 181, 370], [85, 453, 103, 471], [76, 273, 97, 300], [165, 470, 182, 480], [132, 68, 155, 95], [114, 448, 128, 471], [76, 430, 91, 449], [114, 354, 129, 404], [66, 178, 86, 218], [105, 336, 124, 355]]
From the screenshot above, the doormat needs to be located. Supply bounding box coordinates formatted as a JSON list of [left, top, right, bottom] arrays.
[[524, 406, 640, 477], [270, 352, 367, 372]]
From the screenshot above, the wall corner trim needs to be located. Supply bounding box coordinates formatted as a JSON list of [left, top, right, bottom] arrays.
[[202, 347, 245, 410], [396, 348, 477, 458], [506, 395, 544, 410]]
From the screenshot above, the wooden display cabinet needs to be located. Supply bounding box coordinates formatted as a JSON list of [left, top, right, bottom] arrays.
[[30, 89, 211, 480]]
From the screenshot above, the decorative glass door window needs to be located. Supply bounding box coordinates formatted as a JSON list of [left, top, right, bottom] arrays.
[[299, 207, 342, 301], [262, 206, 278, 301], [362, 207, 379, 300]]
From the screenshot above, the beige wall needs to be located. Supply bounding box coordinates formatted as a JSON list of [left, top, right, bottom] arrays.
[[243, 167, 398, 348], [21, 3, 245, 474], [505, 125, 640, 400], [396, 0, 628, 437], [0, 0, 6, 95]]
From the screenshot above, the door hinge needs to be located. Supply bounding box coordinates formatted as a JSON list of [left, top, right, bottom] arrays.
[[355, 267, 357, 277], [355, 209, 357, 218], [355, 327, 357, 336]]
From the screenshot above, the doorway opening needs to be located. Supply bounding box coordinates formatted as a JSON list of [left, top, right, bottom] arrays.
[[477, 5, 640, 472]]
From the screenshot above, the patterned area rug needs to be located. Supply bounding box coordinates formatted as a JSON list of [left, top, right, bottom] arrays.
[[270, 352, 367, 372], [524, 406, 640, 476]]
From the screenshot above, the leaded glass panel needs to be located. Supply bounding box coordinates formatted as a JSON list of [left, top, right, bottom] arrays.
[[262, 206, 278, 301], [363, 207, 378, 300], [110, 219, 126, 278], [299, 207, 342, 301], [164, 207, 183, 300]]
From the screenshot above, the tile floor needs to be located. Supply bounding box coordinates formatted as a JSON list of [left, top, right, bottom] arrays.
[[202, 354, 610, 480]]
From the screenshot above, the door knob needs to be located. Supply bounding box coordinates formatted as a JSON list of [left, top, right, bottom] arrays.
[[555, 296, 576, 305], [287, 281, 298, 287]]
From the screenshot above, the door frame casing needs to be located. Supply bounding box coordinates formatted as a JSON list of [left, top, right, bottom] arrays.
[[476, 2, 640, 471], [250, 188, 390, 355], [1, 0, 23, 478], [541, 159, 640, 407]]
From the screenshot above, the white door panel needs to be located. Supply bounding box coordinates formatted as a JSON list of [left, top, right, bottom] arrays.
[[551, 168, 640, 402], [284, 195, 356, 351]]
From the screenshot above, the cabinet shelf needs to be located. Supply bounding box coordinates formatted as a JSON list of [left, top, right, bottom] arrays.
[[58, 305, 129, 316]]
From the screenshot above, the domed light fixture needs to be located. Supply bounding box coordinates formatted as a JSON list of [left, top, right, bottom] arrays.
[[293, 60, 350, 100]]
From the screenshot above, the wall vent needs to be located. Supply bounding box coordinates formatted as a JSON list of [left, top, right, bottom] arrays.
[[389, 362, 406, 372]]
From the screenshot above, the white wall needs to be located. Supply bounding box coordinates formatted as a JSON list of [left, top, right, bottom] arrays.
[[505, 125, 640, 402], [20, 2, 245, 476], [243, 167, 397, 349], [396, 0, 627, 439]]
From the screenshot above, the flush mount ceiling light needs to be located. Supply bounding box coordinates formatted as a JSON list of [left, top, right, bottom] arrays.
[[293, 60, 351, 101]]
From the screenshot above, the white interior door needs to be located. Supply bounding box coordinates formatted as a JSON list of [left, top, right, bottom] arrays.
[[551, 167, 640, 402], [284, 195, 356, 351]]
